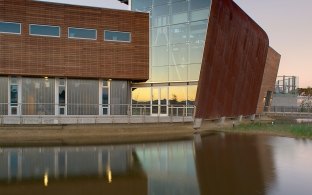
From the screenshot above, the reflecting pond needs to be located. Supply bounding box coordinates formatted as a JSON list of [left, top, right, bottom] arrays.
[[0, 133, 312, 195]]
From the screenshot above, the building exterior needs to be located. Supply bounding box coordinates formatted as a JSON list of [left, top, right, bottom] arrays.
[[130, 0, 280, 120], [0, 0, 149, 117], [271, 76, 299, 112], [0, 0, 280, 124]]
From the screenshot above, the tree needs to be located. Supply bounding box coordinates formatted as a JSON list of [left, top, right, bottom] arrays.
[[299, 87, 312, 112], [298, 87, 312, 96]]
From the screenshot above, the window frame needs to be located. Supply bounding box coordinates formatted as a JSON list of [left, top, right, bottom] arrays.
[[29, 24, 61, 38], [104, 30, 132, 43], [68, 27, 97, 40], [0, 21, 22, 35]]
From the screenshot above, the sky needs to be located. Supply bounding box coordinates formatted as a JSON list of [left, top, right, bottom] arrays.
[[233, 0, 312, 87], [40, 0, 312, 87]]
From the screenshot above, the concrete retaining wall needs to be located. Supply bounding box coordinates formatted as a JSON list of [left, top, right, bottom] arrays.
[[0, 116, 194, 125]]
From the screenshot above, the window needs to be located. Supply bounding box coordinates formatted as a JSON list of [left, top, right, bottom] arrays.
[[0, 21, 21, 34], [68, 27, 97, 40], [104, 31, 131, 42], [29, 24, 60, 37], [101, 81, 109, 115]]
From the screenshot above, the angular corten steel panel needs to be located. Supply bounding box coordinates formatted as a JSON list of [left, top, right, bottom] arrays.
[[195, 0, 269, 119], [256, 47, 281, 113], [0, 0, 149, 81]]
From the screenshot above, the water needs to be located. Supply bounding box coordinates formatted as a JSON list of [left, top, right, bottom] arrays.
[[0, 133, 312, 195]]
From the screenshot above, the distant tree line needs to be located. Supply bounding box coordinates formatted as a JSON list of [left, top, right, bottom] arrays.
[[298, 87, 312, 96]]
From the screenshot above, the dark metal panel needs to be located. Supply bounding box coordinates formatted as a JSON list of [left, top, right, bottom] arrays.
[[196, 0, 270, 119]]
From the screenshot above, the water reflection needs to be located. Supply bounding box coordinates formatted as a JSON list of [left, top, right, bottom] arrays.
[[0, 134, 312, 195]]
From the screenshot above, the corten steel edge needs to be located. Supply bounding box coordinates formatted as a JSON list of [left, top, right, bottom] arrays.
[[195, 0, 272, 120], [256, 47, 281, 113], [0, 0, 149, 81]]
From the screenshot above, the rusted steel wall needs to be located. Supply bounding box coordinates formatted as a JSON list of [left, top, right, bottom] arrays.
[[256, 47, 281, 113], [195, 0, 269, 119], [0, 0, 149, 81]]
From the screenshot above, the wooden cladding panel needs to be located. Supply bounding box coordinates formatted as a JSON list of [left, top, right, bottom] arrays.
[[195, 0, 270, 119], [0, 0, 149, 81], [256, 47, 281, 113]]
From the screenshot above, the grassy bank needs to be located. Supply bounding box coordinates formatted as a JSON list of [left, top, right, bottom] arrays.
[[224, 122, 312, 139]]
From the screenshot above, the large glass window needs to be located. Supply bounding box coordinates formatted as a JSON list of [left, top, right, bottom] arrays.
[[187, 85, 197, 106], [171, 1, 188, 25], [151, 66, 169, 82], [190, 43, 204, 64], [169, 86, 187, 116], [58, 78, 66, 115], [67, 79, 99, 115], [170, 44, 188, 65], [132, 0, 151, 12], [152, 46, 169, 66], [188, 64, 201, 81], [131, 87, 151, 115], [68, 27, 97, 40], [169, 65, 188, 82], [190, 0, 211, 11], [169, 86, 187, 106], [29, 24, 60, 37], [0, 77, 8, 115], [190, 0, 211, 22], [170, 23, 188, 44], [104, 31, 131, 42], [152, 26, 169, 46], [190, 20, 208, 44], [22, 78, 55, 115], [132, 0, 211, 83], [191, 8, 210, 22], [101, 81, 109, 115], [152, 4, 169, 27], [153, 0, 168, 6], [0, 22, 21, 34], [9, 77, 20, 115]]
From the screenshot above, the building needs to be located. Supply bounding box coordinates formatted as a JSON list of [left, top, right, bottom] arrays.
[[271, 76, 300, 112], [0, 0, 280, 124], [129, 0, 281, 120], [0, 0, 149, 117]]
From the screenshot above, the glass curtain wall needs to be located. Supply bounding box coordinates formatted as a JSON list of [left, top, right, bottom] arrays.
[[0, 77, 8, 115], [67, 79, 99, 115], [132, 0, 211, 82], [131, 85, 196, 116], [22, 78, 55, 115]]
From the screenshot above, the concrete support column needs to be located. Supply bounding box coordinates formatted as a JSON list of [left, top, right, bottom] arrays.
[[250, 114, 256, 121], [237, 115, 243, 123], [193, 118, 202, 130], [219, 117, 226, 124]]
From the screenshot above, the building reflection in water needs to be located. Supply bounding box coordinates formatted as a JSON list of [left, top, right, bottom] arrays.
[[194, 134, 276, 195], [0, 134, 277, 195], [0, 146, 147, 195]]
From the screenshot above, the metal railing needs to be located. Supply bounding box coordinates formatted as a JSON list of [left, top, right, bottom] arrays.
[[269, 106, 312, 113], [0, 103, 196, 117]]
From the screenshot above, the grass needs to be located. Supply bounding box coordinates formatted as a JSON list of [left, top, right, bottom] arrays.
[[226, 122, 312, 139]]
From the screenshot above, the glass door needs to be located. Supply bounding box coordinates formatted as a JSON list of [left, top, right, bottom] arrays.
[[151, 87, 168, 116]]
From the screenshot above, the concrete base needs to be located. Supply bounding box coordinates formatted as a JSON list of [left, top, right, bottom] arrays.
[[219, 117, 226, 124], [250, 114, 256, 121], [237, 115, 243, 123], [0, 115, 194, 125], [193, 118, 203, 130]]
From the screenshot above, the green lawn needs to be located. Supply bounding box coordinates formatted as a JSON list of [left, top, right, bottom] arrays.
[[227, 122, 312, 139]]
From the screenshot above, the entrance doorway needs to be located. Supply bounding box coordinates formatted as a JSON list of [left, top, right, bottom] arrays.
[[151, 87, 168, 116]]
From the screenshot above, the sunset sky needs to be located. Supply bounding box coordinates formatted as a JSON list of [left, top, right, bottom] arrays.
[[234, 0, 312, 87], [41, 0, 312, 87]]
